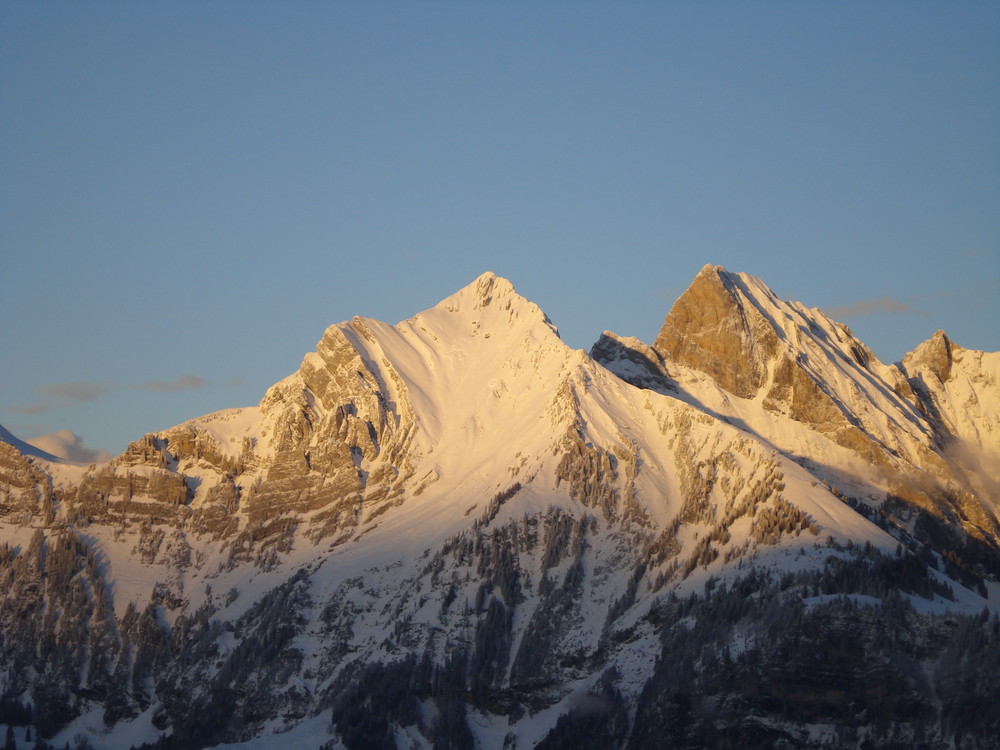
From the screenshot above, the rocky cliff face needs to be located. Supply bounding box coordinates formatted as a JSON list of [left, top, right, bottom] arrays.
[[603, 265, 999, 561], [648, 265, 918, 458], [901, 330, 1000, 449], [653, 264, 779, 399], [0, 268, 998, 750]]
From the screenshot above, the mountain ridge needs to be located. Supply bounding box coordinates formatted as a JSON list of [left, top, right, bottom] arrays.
[[0, 265, 997, 750]]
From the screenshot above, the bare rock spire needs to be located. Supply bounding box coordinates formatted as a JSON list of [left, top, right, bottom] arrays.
[[652, 264, 778, 399]]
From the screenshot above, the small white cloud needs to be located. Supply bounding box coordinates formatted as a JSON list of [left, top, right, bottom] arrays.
[[27, 430, 111, 464]]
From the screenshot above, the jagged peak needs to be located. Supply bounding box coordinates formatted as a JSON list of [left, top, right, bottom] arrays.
[[924, 329, 954, 350], [903, 330, 956, 383], [592, 330, 653, 352], [591, 331, 675, 394], [690, 262, 760, 291], [652, 263, 779, 399], [591, 331, 666, 372], [264, 271, 565, 430], [419, 271, 560, 339], [437, 271, 520, 311], [695, 262, 727, 278], [686, 262, 734, 298], [660, 263, 771, 330]]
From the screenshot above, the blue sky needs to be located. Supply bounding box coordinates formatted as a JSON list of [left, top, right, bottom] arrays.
[[2, 1, 998, 458]]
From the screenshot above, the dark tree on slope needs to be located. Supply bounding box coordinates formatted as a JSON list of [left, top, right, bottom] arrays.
[[627, 557, 1000, 750], [0, 697, 32, 726], [327, 651, 474, 750], [0, 529, 121, 739]]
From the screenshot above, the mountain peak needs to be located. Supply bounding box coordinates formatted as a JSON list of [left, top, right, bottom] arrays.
[[442, 271, 518, 312], [695, 262, 727, 279], [424, 272, 560, 340], [652, 263, 777, 398], [3, 265, 1000, 750], [904, 329, 955, 383]]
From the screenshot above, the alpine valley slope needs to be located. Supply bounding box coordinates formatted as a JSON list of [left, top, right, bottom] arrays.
[[1, 267, 998, 750]]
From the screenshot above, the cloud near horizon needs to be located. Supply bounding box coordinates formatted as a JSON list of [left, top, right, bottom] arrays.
[[828, 281, 997, 321], [135, 375, 206, 392], [9, 402, 53, 415], [827, 295, 926, 319], [27, 429, 112, 464], [40, 381, 108, 402], [8, 375, 210, 416]]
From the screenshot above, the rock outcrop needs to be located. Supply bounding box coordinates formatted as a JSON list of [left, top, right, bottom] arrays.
[[0, 267, 998, 750], [652, 264, 778, 399]]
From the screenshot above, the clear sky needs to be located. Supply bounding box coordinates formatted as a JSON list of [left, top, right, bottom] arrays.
[[2, 1, 998, 459]]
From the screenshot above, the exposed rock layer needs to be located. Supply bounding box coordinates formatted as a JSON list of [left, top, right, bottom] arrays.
[[0, 267, 997, 749]]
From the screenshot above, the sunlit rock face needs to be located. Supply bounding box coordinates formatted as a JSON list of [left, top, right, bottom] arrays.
[[1, 267, 998, 750], [624, 265, 998, 547], [653, 264, 778, 399], [0, 441, 56, 525], [906, 329, 955, 386], [901, 330, 1000, 449], [649, 265, 880, 460]]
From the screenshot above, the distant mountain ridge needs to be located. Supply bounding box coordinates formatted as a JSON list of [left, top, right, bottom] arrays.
[[0, 266, 998, 750], [0, 423, 60, 462]]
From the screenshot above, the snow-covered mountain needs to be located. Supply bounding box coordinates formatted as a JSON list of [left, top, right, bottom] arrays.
[[1, 267, 998, 750]]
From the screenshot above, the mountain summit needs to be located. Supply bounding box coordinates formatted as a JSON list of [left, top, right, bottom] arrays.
[[1, 266, 998, 749], [652, 263, 779, 398]]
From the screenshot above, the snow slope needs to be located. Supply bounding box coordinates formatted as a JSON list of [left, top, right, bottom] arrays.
[[0, 267, 997, 750]]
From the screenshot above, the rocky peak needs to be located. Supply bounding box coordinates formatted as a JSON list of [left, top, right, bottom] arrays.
[[422, 271, 560, 342], [651, 264, 778, 399], [633, 266, 937, 468], [590, 332, 676, 393], [438, 271, 516, 312], [2, 267, 1000, 750], [903, 330, 955, 384], [471, 271, 513, 309]]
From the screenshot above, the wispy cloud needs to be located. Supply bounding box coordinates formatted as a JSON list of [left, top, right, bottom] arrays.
[[827, 296, 926, 319], [41, 382, 108, 401], [920, 282, 999, 305], [9, 402, 53, 415], [829, 280, 998, 321], [8, 374, 210, 416], [135, 375, 206, 392]]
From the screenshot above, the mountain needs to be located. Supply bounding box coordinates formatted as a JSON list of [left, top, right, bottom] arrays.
[[1, 268, 998, 750], [0, 424, 60, 462], [596, 265, 999, 565]]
